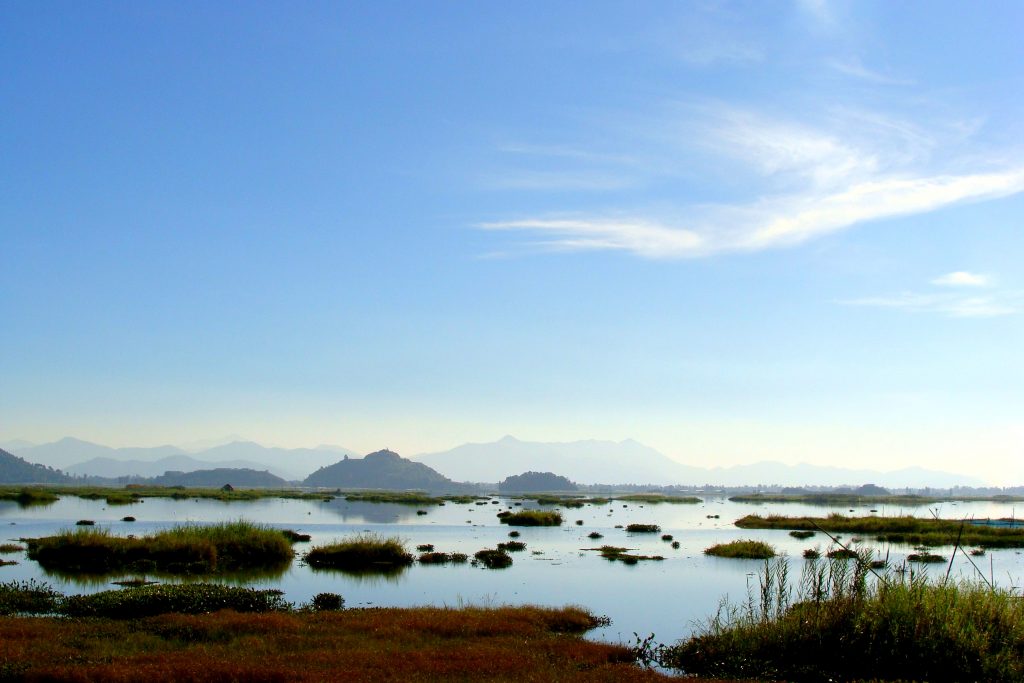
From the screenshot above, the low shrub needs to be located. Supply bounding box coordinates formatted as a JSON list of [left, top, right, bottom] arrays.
[[0, 579, 62, 615], [660, 534, 673, 541], [311, 592, 344, 611]]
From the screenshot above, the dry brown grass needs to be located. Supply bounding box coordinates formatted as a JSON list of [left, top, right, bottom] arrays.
[[0, 606, 688, 681]]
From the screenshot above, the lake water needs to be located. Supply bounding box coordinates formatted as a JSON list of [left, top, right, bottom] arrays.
[[2, 495, 1022, 646]]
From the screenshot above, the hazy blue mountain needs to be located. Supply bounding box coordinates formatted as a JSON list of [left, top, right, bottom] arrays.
[[67, 455, 296, 481], [303, 449, 456, 491], [415, 435, 703, 484], [0, 439, 36, 452], [20, 438, 360, 480], [414, 436, 984, 488], [0, 448, 70, 484], [17, 438, 185, 470]]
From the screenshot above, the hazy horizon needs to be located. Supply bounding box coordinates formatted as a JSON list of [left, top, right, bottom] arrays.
[[3, 3, 1022, 486]]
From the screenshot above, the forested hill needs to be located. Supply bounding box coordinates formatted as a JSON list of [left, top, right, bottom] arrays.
[[303, 449, 458, 491], [0, 448, 70, 484], [147, 468, 290, 488]]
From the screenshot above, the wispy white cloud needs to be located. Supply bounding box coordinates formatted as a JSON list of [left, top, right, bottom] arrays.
[[481, 167, 1024, 258], [845, 272, 1018, 318], [828, 58, 912, 85], [931, 271, 992, 287], [479, 100, 1024, 258], [844, 291, 1022, 318]]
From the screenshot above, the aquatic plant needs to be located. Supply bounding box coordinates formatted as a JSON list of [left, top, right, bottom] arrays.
[[625, 524, 661, 533], [496, 541, 526, 552], [61, 583, 291, 618]]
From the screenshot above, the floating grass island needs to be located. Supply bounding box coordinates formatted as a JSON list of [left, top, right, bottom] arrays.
[[704, 540, 776, 559], [499, 510, 563, 526], [625, 523, 661, 533], [735, 513, 1024, 547], [303, 534, 413, 572], [25, 521, 296, 575], [588, 545, 665, 564]]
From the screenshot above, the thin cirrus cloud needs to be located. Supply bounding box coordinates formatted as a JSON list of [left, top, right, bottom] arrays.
[[846, 273, 1020, 318], [477, 107, 1024, 259]]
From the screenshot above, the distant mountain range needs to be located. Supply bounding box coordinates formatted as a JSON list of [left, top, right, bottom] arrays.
[[3, 435, 987, 488], [413, 435, 985, 488], [8, 437, 360, 481]]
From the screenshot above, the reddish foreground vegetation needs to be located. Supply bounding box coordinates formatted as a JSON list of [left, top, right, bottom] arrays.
[[0, 605, 683, 682]]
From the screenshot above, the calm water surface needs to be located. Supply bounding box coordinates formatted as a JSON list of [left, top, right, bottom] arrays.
[[2, 495, 1022, 645]]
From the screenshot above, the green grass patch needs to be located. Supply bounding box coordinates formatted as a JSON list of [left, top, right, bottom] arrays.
[[500, 510, 563, 526], [417, 552, 468, 564], [735, 513, 1024, 548], [496, 540, 526, 552], [588, 545, 664, 564], [789, 530, 815, 539], [303, 534, 413, 572], [0, 488, 59, 507], [0, 544, 24, 554], [25, 521, 294, 575], [704, 540, 776, 559]]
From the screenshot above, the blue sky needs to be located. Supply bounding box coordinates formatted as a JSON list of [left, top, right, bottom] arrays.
[[2, 1, 1022, 484]]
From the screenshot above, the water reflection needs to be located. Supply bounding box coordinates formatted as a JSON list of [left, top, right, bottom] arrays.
[[306, 565, 409, 584], [40, 563, 292, 587], [318, 499, 425, 524]]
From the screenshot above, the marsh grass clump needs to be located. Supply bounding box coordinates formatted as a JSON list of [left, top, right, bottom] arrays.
[[661, 556, 1024, 683], [803, 548, 821, 559], [575, 519, 584, 525], [26, 521, 294, 575], [826, 548, 859, 559], [76, 519, 95, 526], [671, 541, 680, 549], [418, 551, 467, 564], [280, 529, 311, 543], [416, 544, 435, 552], [908, 552, 946, 563], [304, 534, 413, 572], [121, 516, 136, 522], [660, 534, 673, 541], [789, 530, 815, 539], [497, 541, 526, 552], [704, 540, 775, 559], [473, 549, 512, 569], [61, 583, 291, 619], [0, 544, 24, 554], [588, 531, 604, 539], [500, 510, 563, 527], [625, 524, 660, 533]]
